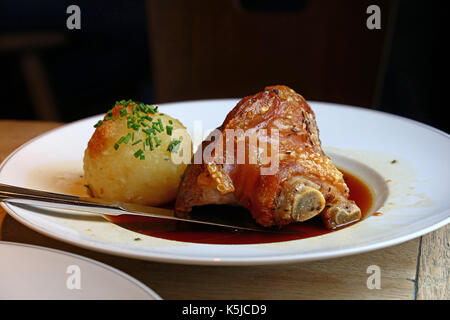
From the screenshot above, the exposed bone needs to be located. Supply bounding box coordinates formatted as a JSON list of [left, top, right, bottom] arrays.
[[323, 202, 361, 229], [291, 186, 326, 221], [276, 176, 325, 222]]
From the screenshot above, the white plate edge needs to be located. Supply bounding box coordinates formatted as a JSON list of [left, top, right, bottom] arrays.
[[0, 240, 162, 299]]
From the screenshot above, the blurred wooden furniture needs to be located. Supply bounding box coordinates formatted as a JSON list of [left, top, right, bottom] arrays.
[[0, 120, 447, 300], [146, 0, 397, 108], [0, 33, 66, 121]]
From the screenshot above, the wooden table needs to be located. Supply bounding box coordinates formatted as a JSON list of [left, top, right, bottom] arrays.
[[0, 120, 448, 300]]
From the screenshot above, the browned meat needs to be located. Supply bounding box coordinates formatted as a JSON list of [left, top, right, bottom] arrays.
[[175, 85, 361, 229]]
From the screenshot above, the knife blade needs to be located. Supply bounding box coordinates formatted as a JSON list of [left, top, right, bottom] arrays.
[[0, 183, 288, 233]]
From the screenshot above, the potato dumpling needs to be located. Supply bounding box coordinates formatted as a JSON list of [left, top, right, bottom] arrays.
[[83, 100, 191, 206]]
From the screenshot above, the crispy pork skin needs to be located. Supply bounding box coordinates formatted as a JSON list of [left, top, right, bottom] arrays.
[[175, 85, 361, 229]]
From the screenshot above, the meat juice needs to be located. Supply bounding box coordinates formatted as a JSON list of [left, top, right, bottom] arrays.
[[107, 169, 374, 244]]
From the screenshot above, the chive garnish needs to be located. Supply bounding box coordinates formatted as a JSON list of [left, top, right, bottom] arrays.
[[114, 135, 126, 150], [152, 121, 162, 133], [97, 100, 172, 159], [130, 122, 140, 131], [157, 118, 164, 132], [116, 136, 125, 144], [134, 149, 144, 158], [139, 103, 148, 113], [123, 133, 132, 144], [143, 128, 156, 135], [148, 137, 154, 150], [148, 105, 158, 113], [154, 136, 162, 147], [132, 139, 142, 146], [94, 120, 103, 128], [167, 140, 181, 153]]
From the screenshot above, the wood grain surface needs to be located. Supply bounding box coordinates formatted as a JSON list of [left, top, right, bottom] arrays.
[[0, 120, 447, 300]]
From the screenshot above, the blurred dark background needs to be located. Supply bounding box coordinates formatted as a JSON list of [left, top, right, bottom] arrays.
[[0, 0, 445, 132]]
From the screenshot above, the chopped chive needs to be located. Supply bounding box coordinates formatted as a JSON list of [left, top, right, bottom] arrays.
[[148, 137, 154, 150], [157, 118, 164, 132], [154, 136, 162, 147], [166, 125, 173, 135], [113, 136, 126, 150], [148, 105, 158, 114], [134, 149, 144, 158], [168, 120, 173, 124], [140, 155, 145, 160], [132, 139, 142, 146], [121, 99, 132, 108], [139, 103, 148, 113], [167, 140, 181, 153], [140, 115, 153, 122], [123, 133, 132, 144], [94, 120, 103, 128], [116, 136, 125, 144], [143, 128, 156, 135], [152, 122, 162, 133]]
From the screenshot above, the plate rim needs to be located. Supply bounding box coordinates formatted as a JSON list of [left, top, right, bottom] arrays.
[[0, 99, 449, 265], [0, 240, 162, 299]]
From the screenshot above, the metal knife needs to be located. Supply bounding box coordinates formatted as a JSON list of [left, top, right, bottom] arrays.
[[0, 183, 285, 233]]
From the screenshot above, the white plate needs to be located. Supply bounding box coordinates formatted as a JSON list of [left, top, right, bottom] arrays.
[[0, 99, 449, 265], [0, 241, 161, 299]]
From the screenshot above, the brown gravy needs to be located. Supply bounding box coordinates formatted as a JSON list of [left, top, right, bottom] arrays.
[[107, 169, 374, 244]]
